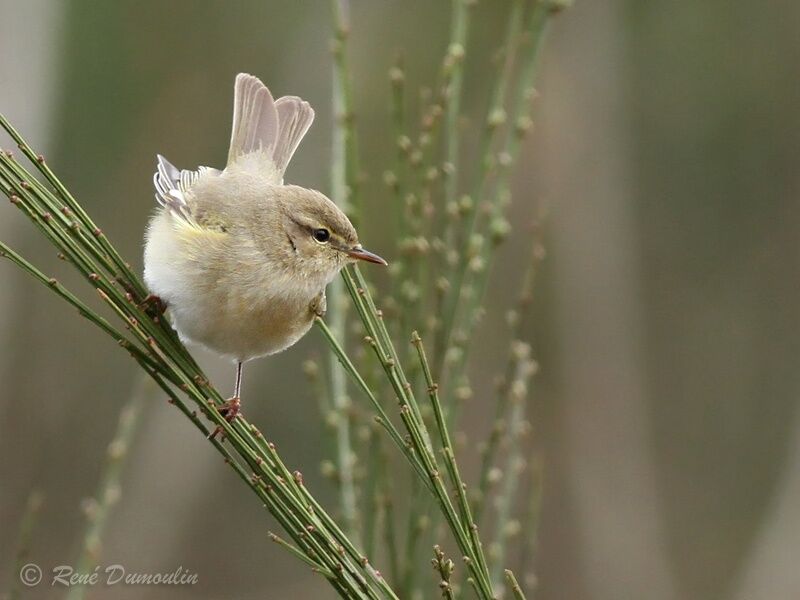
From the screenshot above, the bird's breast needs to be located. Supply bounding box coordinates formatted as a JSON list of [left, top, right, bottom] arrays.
[[171, 285, 318, 361], [144, 209, 328, 361]]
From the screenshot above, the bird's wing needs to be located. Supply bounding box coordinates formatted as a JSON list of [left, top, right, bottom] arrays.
[[153, 154, 219, 227], [226, 73, 315, 184]]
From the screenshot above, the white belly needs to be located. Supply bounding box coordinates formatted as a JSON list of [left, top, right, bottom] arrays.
[[168, 293, 315, 360]]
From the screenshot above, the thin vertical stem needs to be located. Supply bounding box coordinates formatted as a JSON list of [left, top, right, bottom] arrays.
[[389, 53, 407, 248], [474, 230, 546, 522], [443, 0, 473, 213], [339, 263, 496, 597], [8, 491, 44, 600], [516, 455, 545, 588], [413, 331, 492, 587], [331, 0, 361, 545], [328, 281, 360, 543], [432, 545, 457, 600], [435, 0, 560, 380], [488, 345, 536, 591], [66, 376, 152, 600], [332, 0, 361, 222], [504, 569, 528, 600]]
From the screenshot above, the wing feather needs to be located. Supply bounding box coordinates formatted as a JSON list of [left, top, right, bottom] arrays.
[[153, 154, 218, 226]]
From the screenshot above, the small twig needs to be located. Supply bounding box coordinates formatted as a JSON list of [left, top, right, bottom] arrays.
[[326, 280, 360, 544], [330, 0, 366, 546], [432, 545, 457, 599], [489, 346, 537, 590], [269, 532, 336, 579], [341, 265, 496, 598], [8, 490, 44, 600], [474, 225, 546, 522], [377, 439, 401, 587], [443, 0, 473, 218], [435, 0, 564, 381], [504, 569, 528, 600], [331, 0, 361, 223], [412, 331, 491, 586], [399, 479, 428, 598], [516, 455, 545, 589], [66, 376, 152, 600], [362, 424, 381, 559], [315, 317, 431, 488], [388, 53, 408, 250]]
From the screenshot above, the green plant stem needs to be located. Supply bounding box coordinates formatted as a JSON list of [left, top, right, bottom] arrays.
[[432, 0, 473, 367], [389, 54, 407, 250], [390, 6, 483, 582], [398, 478, 427, 598], [516, 455, 544, 588], [432, 545, 457, 600], [443, 0, 472, 215], [457, 2, 557, 339], [412, 332, 494, 588], [315, 317, 431, 488], [383, 34, 474, 579], [504, 569, 528, 600], [362, 425, 380, 559], [434, 0, 526, 374], [330, 0, 365, 547], [435, 0, 559, 381], [474, 232, 545, 523], [0, 243, 160, 374], [1, 120, 396, 600], [66, 376, 152, 600], [489, 346, 535, 591], [339, 265, 497, 599], [269, 532, 336, 579], [400, 40, 458, 351], [374, 434, 401, 587], [0, 115, 146, 299], [461, 0, 526, 246], [327, 279, 359, 543], [331, 0, 361, 223], [8, 490, 44, 600]]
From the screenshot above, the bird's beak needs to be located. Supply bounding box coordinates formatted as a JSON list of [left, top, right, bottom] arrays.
[[346, 245, 388, 266]]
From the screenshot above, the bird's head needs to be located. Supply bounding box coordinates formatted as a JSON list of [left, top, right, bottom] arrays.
[[272, 185, 386, 283]]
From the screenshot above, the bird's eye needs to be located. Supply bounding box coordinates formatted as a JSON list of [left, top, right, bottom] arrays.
[[313, 228, 331, 243]]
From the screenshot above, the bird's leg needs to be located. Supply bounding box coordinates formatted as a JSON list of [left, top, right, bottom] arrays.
[[221, 361, 243, 419], [208, 361, 243, 440]]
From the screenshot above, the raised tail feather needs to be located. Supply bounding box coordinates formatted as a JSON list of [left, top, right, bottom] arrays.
[[227, 73, 315, 183]]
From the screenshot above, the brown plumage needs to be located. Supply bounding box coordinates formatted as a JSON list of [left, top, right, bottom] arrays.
[[143, 73, 386, 423]]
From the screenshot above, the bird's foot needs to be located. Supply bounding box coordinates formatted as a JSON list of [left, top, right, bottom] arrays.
[[138, 293, 168, 315], [207, 396, 241, 441]]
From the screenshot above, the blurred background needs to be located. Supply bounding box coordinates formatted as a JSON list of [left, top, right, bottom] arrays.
[[1, 1, 799, 599]]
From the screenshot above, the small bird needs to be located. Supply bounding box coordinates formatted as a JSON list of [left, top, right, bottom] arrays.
[[144, 73, 386, 435]]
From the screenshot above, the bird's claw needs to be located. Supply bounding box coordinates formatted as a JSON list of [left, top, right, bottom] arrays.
[[208, 396, 241, 441], [138, 293, 168, 315]]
